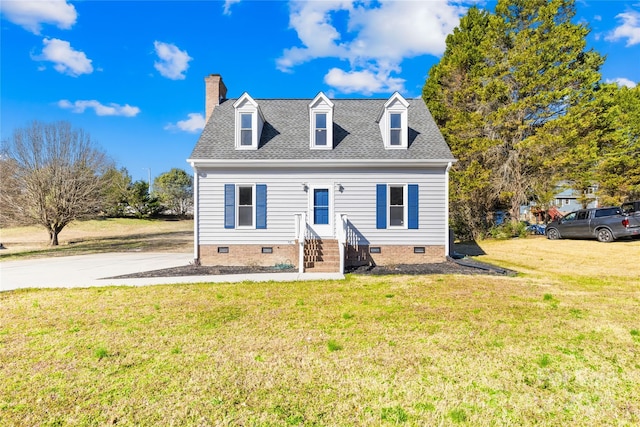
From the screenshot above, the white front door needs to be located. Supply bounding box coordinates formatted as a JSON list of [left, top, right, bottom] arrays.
[[308, 185, 333, 238]]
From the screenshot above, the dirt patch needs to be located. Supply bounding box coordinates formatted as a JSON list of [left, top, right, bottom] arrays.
[[108, 258, 504, 279]]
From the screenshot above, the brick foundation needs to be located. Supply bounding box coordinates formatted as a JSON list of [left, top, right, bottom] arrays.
[[346, 245, 446, 267], [198, 243, 445, 269], [199, 244, 298, 267]]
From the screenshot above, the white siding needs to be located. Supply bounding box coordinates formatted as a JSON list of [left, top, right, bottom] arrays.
[[196, 167, 448, 246]]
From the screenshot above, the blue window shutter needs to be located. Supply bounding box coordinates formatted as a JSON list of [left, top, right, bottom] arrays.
[[256, 184, 267, 229], [224, 184, 235, 229], [376, 184, 387, 229], [408, 184, 419, 229]]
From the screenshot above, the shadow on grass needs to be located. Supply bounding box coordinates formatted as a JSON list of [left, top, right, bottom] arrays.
[[0, 230, 192, 260], [453, 240, 487, 257]]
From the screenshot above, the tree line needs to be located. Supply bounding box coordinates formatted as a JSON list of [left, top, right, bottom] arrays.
[[423, 0, 640, 240], [1, 120, 193, 245]]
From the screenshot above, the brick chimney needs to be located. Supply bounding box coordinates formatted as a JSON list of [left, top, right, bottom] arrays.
[[204, 74, 227, 123]]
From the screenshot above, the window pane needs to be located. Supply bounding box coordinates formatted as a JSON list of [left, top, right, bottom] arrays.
[[238, 206, 253, 226], [241, 113, 252, 128], [314, 189, 328, 206], [315, 129, 327, 145], [390, 113, 401, 129], [390, 129, 401, 145], [313, 189, 329, 225], [390, 207, 404, 226], [241, 129, 252, 146], [390, 186, 403, 206], [239, 186, 252, 205], [314, 207, 329, 225], [315, 113, 326, 129]]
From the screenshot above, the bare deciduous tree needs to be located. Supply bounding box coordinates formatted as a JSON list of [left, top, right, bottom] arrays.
[[1, 121, 112, 245]]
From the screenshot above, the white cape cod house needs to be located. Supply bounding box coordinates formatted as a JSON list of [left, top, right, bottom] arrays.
[[188, 74, 456, 273]]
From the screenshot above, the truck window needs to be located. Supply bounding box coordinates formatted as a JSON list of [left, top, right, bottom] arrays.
[[594, 208, 621, 218], [622, 203, 636, 214], [563, 212, 577, 221], [577, 211, 588, 220]]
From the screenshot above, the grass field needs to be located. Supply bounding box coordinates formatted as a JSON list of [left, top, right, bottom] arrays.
[[1, 223, 639, 426], [0, 218, 193, 260]]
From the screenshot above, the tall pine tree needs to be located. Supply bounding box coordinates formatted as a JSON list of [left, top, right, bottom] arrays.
[[424, 0, 604, 239]]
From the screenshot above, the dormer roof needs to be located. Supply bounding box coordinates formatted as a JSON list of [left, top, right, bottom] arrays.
[[309, 92, 334, 110], [233, 92, 265, 121], [376, 92, 410, 122], [190, 96, 455, 164]]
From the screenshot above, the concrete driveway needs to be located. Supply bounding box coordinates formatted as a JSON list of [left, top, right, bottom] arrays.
[[0, 252, 344, 291]]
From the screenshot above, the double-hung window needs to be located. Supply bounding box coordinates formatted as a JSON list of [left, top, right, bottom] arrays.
[[240, 114, 252, 147], [376, 184, 419, 229], [315, 113, 327, 147], [389, 113, 402, 146], [224, 184, 267, 229], [237, 185, 254, 227], [379, 92, 409, 149], [309, 92, 334, 149], [389, 185, 405, 226], [233, 93, 263, 150]]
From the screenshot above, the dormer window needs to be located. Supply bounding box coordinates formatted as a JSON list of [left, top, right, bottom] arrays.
[[309, 92, 334, 150], [390, 113, 402, 146], [378, 92, 409, 149], [315, 113, 327, 146], [233, 93, 264, 150], [240, 113, 252, 146]]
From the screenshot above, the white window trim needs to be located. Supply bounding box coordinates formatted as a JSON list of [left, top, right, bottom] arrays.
[[309, 92, 334, 150], [236, 184, 256, 229], [378, 92, 409, 150], [233, 93, 264, 151], [387, 184, 407, 228]]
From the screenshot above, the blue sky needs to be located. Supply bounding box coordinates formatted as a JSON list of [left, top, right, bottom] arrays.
[[1, 0, 639, 184]]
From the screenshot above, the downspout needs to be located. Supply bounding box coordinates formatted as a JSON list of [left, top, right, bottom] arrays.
[[192, 163, 200, 264], [445, 162, 453, 258]]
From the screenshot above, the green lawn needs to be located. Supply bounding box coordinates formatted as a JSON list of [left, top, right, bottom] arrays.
[[0, 218, 193, 260], [2, 255, 639, 426]]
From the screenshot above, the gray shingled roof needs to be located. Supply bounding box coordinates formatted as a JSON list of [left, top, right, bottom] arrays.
[[189, 98, 455, 161]]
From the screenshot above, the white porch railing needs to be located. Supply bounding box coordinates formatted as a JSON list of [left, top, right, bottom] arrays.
[[294, 213, 306, 273], [294, 212, 348, 274], [336, 213, 347, 274]]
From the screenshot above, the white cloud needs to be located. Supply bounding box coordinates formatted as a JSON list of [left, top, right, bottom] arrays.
[[34, 38, 93, 77], [153, 41, 192, 80], [606, 10, 640, 46], [324, 68, 405, 95], [0, 0, 76, 34], [606, 77, 637, 88], [277, 0, 465, 94], [164, 113, 205, 133], [58, 100, 140, 117], [223, 0, 241, 15]]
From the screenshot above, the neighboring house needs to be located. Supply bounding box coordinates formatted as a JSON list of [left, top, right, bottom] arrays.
[[520, 183, 598, 222], [187, 74, 456, 273], [552, 186, 597, 213]]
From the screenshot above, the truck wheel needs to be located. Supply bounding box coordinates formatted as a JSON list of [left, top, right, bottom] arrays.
[[546, 228, 560, 240], [596, 228, 613, 242]]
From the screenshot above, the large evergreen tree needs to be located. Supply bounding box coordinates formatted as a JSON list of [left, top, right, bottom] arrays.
[[424, 0, 604, 239], [597, 84, 640, 204]]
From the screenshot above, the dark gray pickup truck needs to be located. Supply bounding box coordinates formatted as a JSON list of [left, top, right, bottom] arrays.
[[622, 200, 640, 234], [546, 205, 640, 242]]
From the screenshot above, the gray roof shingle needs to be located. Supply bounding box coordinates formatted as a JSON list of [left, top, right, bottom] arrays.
[[189, 97, 455, 161]]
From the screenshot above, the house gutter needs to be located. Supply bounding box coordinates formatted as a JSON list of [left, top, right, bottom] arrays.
[[187, 158, 457, 168], [445, 161, 453, 257], [192, 164, 200, 263]]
